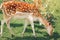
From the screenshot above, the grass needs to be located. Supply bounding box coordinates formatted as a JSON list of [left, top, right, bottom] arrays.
[[0, 0, 60, 40]]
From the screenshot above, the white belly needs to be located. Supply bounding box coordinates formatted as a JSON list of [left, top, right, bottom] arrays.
[[13, 11, 33, 19]]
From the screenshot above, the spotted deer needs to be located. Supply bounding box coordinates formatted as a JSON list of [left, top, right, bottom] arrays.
[[0, 1, 53, 36]]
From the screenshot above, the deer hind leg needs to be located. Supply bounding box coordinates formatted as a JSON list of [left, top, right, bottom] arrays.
[[6, 17, 14, 35], [0, 20, 5, 36], [22, 19, 28, 36], [28, 16, 36, 36]]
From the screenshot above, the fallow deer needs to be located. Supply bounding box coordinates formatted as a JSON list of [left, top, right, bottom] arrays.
[[0, 1, 53, 36]]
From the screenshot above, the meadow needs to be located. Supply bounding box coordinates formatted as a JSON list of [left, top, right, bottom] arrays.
[[0, 0, 60, 40]]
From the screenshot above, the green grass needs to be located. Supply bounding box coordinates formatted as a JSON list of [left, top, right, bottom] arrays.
[[0, 0, 60, 40]]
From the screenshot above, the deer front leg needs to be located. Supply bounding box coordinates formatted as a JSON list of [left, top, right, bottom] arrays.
[[28, 16, 36, 37], [22, 19, 28, 36], [0, 20, 5, 36]]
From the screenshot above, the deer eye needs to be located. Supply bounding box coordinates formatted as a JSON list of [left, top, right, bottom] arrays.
[[49, 23, 51, 25]]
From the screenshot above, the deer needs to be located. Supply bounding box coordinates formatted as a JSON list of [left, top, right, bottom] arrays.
[[0, 0, 53, 37]]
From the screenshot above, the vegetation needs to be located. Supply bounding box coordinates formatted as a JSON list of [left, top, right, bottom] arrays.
[[0, 0, 60, 40]]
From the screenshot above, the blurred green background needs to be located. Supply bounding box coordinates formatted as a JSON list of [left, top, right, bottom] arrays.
[[0, 0, 60, 40]]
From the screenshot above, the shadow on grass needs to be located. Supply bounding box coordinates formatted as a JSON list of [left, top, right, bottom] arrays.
[[11, 36, 48, 40], [44, 32, 60, 40], [53, 32, 60, 40], [1, 32, 60, 40], [10, 21, 44, 29], [23, 28, 43, 34], [10, 23, 23, 27], [0, 21, 23, 27], [1, 36, 50, 40], [0, 10, 3, 14], [34, 21, 44, 28], [2, 36, 47, 40]]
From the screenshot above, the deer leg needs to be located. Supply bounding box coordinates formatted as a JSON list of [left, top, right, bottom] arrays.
[[6, 17, 14, 36], [30, 20, 35, 36], [22, 19, 28, 35], [28, 16, 36, 36], [0, 20, 5, 36]]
